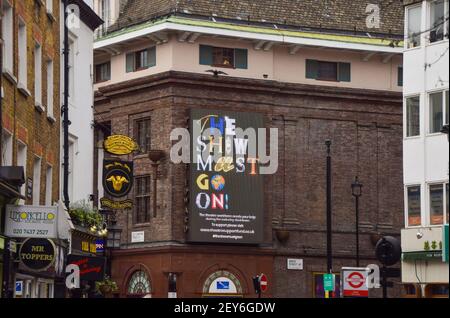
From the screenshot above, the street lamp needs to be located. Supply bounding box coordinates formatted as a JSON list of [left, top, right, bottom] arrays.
[[351, 176, 363, 267], [107, 221, 122, 250]]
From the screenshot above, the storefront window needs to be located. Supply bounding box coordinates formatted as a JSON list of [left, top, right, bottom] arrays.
[[430, 184, 444, 225], [407, 186, 421, 226]]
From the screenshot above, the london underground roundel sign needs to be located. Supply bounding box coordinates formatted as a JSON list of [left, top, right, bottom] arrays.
[[342, 268, 369, 298]]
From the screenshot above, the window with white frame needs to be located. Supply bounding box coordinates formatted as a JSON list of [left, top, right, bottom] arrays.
[[18, 19, 28, 88], [1, 130, 13, 166], [34, 43, 42, 107], [17, 143, 27, 199], [407, 5, 422, 48], [2, 1, 14, 73], [429, 183, 449, 225], [429, 0, 449, 43], [45, 165, 53, 206], [33, 157, 42, 205], [406, 96, 421, 137], [407, 185, 422, 227], [429, 90, 449, 134], [47, 59, 54, 118]]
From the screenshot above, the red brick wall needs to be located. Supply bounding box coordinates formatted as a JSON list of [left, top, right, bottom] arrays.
[[95, 71, 404, 297]]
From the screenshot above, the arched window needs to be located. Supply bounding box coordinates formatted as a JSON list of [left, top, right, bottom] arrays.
[[127, 271, 151, 297], [202, 270, 243, 298]]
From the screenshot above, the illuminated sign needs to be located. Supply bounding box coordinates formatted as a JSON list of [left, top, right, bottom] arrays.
[[187, 109, 264, 244], [5, 205, 58, 239], [104, 135, 139, 155]]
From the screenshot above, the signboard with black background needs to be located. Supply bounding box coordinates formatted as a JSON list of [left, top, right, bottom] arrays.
[[187, 109, 264, 244], [103, 160, 134, 198], [67, 255, 106, 282]]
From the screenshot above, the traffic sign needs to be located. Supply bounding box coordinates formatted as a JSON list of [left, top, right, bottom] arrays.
[[342, 268, 369, 298], [15, 281, 23, 296], [259, 274, 268, 293], [323, 274, 335, 292]]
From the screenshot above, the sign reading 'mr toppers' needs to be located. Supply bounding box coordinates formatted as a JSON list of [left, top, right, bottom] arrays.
[[5, 205, 57, 239], [188, 109, 264, 244]]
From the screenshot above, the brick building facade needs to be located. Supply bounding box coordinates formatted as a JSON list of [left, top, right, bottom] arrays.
[[94, 71, 404, 298], [1, 0, 60, 298]]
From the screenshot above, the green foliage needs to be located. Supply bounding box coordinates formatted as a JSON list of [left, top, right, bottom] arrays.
[[69, 200, 103, 229], [95, 276, 119, 295]]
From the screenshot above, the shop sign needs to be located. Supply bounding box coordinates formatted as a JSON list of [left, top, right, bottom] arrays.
[[104, 135, 139, 155], [187, 109, 264, 244], [81, 241, 97, 254], [96, 240, 105, 253], [5, 205, 58, 239], [67, 255, 105, 281], [103, 160, 134, 198], [100, 198, 133, 210], [19, 238, 56, 272]]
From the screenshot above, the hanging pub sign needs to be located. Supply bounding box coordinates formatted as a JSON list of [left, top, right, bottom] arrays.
[[19, 238, 56, 272], [187, 109, 264, 244], [5, 205, 58, 239], [67, 255, 106, 281], [103, 160, 134, 198], [104, 135, 139, 155], [100, 198, 133, 210], [101, 160, 134, 210]]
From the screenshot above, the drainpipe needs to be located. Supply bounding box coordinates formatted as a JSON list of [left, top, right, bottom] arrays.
[[63, 0, 71, 210]]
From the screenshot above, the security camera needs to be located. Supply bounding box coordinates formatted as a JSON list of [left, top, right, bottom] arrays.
[[416, 231, 424, 239]]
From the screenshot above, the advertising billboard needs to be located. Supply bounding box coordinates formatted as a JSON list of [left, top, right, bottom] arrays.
[[187, 109, 264, 244]]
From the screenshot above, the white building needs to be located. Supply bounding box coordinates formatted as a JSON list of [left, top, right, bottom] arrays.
[[402, 0, 449, 298], [60, 0, 103, 207]]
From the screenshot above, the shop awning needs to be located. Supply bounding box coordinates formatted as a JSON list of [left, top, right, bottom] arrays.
[[402, 251, 443, 261]]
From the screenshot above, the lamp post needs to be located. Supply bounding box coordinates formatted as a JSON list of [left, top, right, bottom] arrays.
[[325, 140, 333, 299], [351, 176, 363, 267], [148, 150, 165, 218], [106, 214, 122, 278]]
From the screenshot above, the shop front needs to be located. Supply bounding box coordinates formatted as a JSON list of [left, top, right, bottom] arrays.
[[68, 226, 106, 298]]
